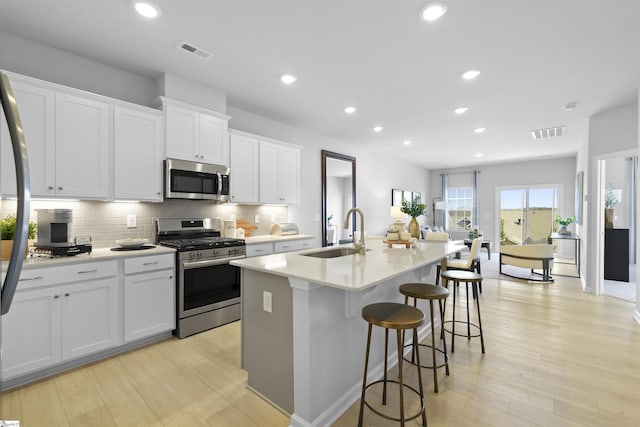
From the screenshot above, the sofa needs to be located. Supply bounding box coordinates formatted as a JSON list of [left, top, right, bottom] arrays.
[[499, 243, 554, 282]]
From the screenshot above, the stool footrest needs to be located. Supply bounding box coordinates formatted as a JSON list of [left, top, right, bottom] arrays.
[[403, 343, 449, 370], [443, 320, 483, 338], [362, 379, 426, 423]]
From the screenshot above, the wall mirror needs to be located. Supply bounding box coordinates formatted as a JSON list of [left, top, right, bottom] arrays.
[[322, 150, 356, 247]]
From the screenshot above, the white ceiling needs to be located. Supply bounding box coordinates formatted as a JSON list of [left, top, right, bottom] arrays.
[[2, 0, 640, 169]]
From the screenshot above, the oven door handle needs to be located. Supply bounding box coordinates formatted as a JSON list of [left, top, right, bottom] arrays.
[[182, 255, 246, 269]]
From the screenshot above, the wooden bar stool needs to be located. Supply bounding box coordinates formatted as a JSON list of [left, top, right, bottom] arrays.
[[358, 302, 428, 427], [399, 283, 449, 393], [440, 270, 485, 354]]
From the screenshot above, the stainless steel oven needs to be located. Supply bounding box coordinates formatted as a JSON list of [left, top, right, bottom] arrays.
[[156, 218, 246, 338]]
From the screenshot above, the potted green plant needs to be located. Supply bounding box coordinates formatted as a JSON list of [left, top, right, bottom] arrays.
[[555, 215, 575, 235], [1, 214, 37, 260], [604, 183, 620, 229], [401, 196, 426, 239]]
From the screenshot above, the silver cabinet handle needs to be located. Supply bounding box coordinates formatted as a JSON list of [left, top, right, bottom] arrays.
[[58, 186, 63, 191], [143, 261, 159, 266], [48, 185, 54, 190], [19, 276, 44, 281], [53, 295, 60, 299], [77, 269, 98, 274], [64, 293, 70, 297]]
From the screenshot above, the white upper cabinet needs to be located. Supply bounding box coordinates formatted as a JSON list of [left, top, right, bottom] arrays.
[[229, 130, 259, 203], [161, 98, 230, 165], [55, 93, 110, 199], [0, 73, 111, 199], [0, 81, 55, 197], [259, 140, 300, 204], [114, 106, 163, 201]]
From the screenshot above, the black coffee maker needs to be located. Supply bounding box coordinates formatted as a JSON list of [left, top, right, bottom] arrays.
[[33, 209, 91, 256]]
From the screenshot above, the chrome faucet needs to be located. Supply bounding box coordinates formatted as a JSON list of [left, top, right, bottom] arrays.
[[344, 207, 366, 254]]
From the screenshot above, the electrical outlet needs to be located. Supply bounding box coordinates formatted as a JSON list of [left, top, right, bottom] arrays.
[[263, 291, 272, 313], [254, 215, 260, 224], [127, 214, 136, 228], [270, 215, 276, 223]]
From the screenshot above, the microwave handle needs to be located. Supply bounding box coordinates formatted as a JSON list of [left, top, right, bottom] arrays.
[[217, 173, 223, 196]]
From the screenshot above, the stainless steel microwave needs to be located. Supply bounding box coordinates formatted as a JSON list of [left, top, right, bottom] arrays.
[[164, 158, 230, 201]]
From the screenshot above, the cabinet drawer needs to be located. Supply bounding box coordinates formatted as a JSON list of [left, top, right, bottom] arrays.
[[125, 253, 175, 275], [17, 261, 117, 291], [274, 239, 314, 253], [246, 243, 274, 257]]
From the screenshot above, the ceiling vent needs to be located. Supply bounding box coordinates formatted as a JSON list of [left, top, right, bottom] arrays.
[[531, 126, 565, 140], [176, 41, 212, 60]]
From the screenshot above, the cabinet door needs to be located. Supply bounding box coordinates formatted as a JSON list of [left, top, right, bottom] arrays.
[[0, 81, 55, 197], [278, 146, 300, 204], [199, 113, 228, 165], [259, 141, 280, 203], [0, 287, 61, 379], [124, 269, 175, 342], [229, 133, 258, 203], [114, 106, 163, 201], [60, 277, 119, 360], [165, 104, 198, 161], [55, 93, 110, 198]]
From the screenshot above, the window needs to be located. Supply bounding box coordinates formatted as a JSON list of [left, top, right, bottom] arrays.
[[447, 186, 473, 230]]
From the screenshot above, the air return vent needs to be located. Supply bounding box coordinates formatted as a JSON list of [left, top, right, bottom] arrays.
[[176, 41, 212, 60], [531, 126, 565, 140]]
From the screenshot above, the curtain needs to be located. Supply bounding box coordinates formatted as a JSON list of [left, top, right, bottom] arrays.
[[441, 172, 448, 231], [473, 170, 480, 227]]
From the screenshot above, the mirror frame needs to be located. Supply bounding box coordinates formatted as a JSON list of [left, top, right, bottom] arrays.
[[321, 150, 356, 247]]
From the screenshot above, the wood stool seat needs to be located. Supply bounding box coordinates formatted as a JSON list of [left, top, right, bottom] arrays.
[[358, 302, 428, 426], [399, 283, 450, 393], [440, 270, 485, 353]]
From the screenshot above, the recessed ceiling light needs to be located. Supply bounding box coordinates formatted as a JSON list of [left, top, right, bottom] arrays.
[[475, 153, 483, 158], [344, 106, 357, 114], [133, 1, 161, 18], [280, 74, 297, 85], [564, 102, 577, 111], [403, 140, 412, 146], [454, 106, 469, 114], [474, 127, 486, 134], [462, 69, 481, 80], [421, 2, 447, 21], [373, 126, 383, 133]]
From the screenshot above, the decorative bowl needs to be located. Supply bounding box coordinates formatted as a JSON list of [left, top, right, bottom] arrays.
[[115, 238, 148, 249]]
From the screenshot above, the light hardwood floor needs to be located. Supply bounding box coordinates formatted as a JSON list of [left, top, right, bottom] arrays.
[[2, 268, 640, 426]]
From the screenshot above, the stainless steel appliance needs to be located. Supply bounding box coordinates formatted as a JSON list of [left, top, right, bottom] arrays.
[[1, 71, 32, 387], [164, 158, 230, 201], [32, 208, 92, 257], [156, 218, 245, 338]]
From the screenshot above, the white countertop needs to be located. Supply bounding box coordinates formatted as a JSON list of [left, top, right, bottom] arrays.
[[8, 245, 176, 269], [244, 234, 315, 244], [231, 239, 464, 291]]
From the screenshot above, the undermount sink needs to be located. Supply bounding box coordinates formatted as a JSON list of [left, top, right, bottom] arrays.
[[301, 247, 367, 258]]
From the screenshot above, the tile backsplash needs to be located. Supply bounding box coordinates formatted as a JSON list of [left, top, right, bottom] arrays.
[[0, 199, 288, 249]]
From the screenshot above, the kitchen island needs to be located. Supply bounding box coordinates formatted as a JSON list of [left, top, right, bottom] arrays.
[[231, 239, 463, 427]]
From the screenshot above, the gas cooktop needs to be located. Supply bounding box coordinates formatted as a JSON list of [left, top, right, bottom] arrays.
[[158, 236, 245, 251]]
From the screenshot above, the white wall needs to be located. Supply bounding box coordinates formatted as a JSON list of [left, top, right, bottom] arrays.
[[429, 157, 577, 247], [586, 101, 639, 294]]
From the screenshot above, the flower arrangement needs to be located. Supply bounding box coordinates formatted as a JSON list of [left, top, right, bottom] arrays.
[[400, 196, 426, 218], [1, 214, 37, 240], [605, 183, 620, 209], [555, 215, 575, 227]]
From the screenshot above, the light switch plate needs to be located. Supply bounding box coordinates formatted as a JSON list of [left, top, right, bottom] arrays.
[[127, 214, 136, 228], [254, 215, 260, 224]]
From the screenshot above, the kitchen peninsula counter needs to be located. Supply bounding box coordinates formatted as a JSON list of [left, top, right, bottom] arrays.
[[231, 239, 463, 427]]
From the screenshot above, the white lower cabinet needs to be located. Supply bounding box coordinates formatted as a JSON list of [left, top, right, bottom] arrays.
[[274, 238, 314, 253], [123, 254, 175, 342], [1, 261, 119, 379]]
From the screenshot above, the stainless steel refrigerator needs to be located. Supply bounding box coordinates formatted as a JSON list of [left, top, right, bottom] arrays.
[[0, 70, 32, 390]]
